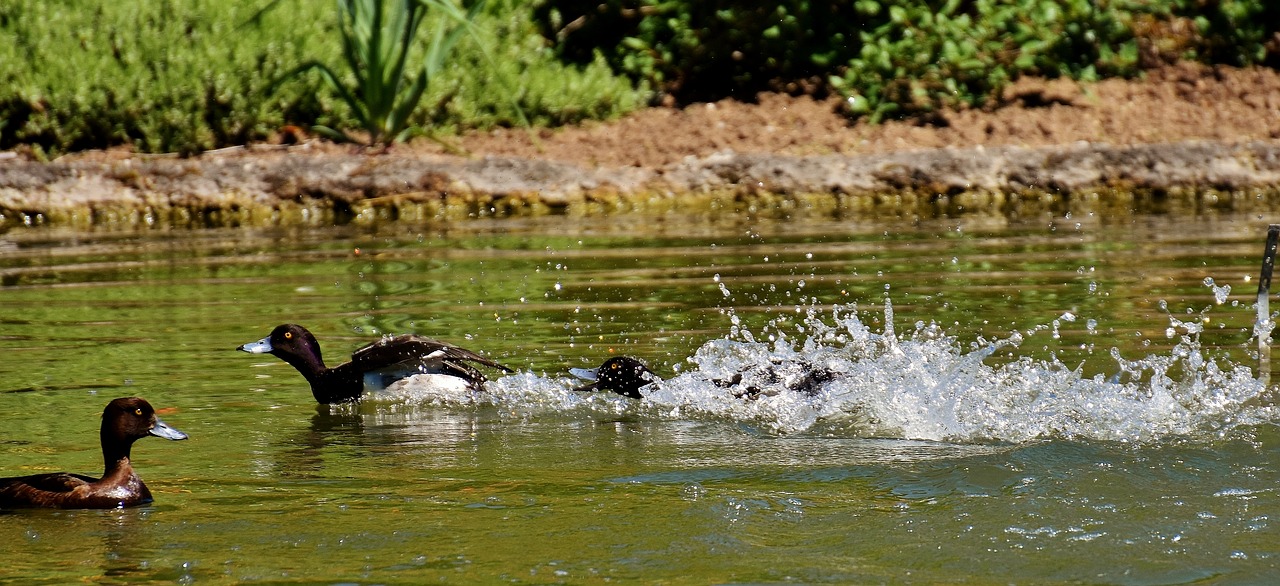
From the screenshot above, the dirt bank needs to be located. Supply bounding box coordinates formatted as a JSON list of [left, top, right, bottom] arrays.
[[3, 62, 1280, 228]]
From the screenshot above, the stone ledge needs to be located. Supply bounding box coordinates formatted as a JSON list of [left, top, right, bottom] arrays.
[[3, 139, 1280, 228]]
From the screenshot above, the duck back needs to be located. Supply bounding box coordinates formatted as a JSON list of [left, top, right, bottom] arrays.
[[0, 468, 152, 509]]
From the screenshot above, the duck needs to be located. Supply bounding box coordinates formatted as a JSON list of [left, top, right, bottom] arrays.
[[237, 323, 514, 404], [570, 355, 837, 400], [570, 356, 660, 399], [0, 397, 188, 509], [710, 359, 837, 399]]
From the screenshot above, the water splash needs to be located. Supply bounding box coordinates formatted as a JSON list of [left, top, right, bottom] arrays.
[[1205, 277, 1232, 306], [379, 299, 1275, 444]]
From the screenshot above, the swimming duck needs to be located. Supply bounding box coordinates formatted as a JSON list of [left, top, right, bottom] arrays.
[[570, 356, 660, 399], [0, 397, 188, 509], [237, 323, 514, 404], [570, 355, 837, 400]]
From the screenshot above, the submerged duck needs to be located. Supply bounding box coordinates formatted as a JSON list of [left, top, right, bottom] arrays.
[[570, 355, 837, 400], [0, 397, 187, 509], [237, 323, 514, 404], [711, 361, 837, 399]]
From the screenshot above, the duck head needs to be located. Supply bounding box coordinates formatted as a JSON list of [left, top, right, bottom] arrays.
[[570, 356, 660, 399], [238, 324, 326, 377], [100, 397, 187, 468], [103, 397, 187, 442]]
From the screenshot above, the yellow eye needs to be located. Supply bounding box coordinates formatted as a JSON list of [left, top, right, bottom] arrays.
[[284, 332, 294, 340], [134, 408, 143, 416]]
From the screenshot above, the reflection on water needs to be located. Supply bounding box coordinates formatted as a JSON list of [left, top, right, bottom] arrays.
[[0, 212, 1278, 582]]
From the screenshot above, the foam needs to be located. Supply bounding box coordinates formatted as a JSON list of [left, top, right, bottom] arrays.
[[379, 298, 1276, 444]]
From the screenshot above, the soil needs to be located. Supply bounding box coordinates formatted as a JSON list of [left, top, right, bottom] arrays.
[[4, 61, 1280, 228], [442, 61, 1280, 169]]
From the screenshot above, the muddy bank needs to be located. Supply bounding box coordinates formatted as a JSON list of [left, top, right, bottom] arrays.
[[6, 63, 1280, 229], [2, 138, 1280, 229]]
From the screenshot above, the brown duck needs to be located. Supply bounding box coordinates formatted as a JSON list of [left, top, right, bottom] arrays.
[[0, 397, 187, 509]]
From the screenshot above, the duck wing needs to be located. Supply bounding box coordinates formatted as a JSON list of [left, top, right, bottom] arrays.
[[0, 472, 94, 507], [2, 472, 93, 493], [349, 335, 513, 384]]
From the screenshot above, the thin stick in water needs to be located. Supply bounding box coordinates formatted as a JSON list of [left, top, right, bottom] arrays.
[[1255, 224, 1280, 389]]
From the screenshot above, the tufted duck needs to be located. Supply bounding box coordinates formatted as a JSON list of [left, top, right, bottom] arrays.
[[570, 355, 837, 400], [237, 324, 514, 404], [569, 356, 661, 399], [0, 397, 187, 509]]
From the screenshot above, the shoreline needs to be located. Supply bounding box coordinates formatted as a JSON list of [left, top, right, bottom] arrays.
[[4, 138, 1280, 229]]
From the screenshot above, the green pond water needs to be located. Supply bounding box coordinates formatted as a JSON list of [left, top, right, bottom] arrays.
[[0, 211, 1278, 583]]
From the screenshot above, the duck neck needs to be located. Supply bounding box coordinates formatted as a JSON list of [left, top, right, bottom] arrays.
[[278, 350, 329, 385], [100, 430, 136, 479], [311, 369, 363, 404]]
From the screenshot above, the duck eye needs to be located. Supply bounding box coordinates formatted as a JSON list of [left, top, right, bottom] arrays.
[[134, 408, 143, 416], [284, 332, 294, 340]]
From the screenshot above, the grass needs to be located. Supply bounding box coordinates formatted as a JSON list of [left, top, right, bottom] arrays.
[[2, 1, 1275, 155], [0, 0, 644, 155], [273, 0, 484, 145]]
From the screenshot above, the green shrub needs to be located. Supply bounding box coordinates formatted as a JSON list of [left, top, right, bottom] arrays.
[[426, 7, 645, 129], [537, 0, 1280, 120], [0, 1, 338, 154], [1171, 0, 1280, 66], [0, 0, 644, 154], [275, 0, 484, 145], [835, 0, 1151, 121], [536, 2, 863, 103]]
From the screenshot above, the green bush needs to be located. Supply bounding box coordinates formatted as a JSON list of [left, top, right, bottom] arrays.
[[537, 0, 1280, 120], [536, 2, 863, 103], [275, 0, 486, 146], [1174, 0, 1280, 67], [0, 0, 644, 154], [0, 1, 337, 154], [3, 0, 1276, 154], [836, 0, 1151, 122], [420, 1, 646, 131]]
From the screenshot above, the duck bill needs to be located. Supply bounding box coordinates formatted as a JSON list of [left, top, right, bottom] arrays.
[[569, 367, 602, 392], [237, 336, 273, 354], [150, 418, 189, 441]]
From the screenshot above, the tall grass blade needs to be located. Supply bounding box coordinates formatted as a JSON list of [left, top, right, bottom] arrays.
[[266, 0, 509, 145]]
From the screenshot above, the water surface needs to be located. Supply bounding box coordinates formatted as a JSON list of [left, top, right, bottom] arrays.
[[0, 211, 1277, 583]]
